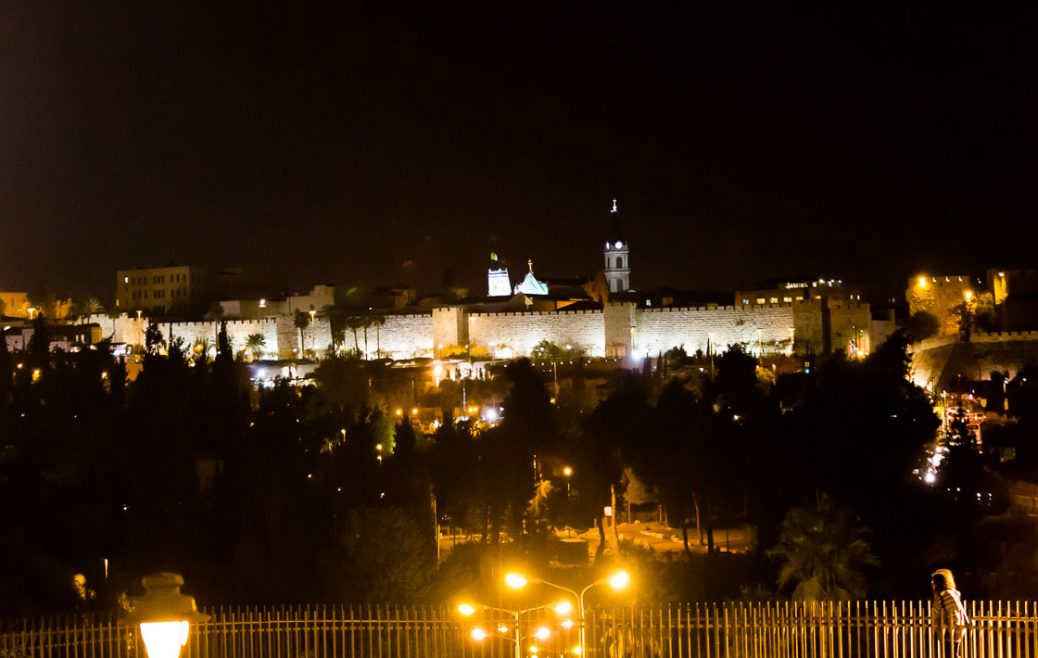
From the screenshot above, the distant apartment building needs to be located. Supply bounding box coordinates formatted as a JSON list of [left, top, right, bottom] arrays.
[[116, 265, 207, 315]]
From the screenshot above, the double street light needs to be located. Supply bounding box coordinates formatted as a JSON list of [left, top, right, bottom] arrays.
[[459, 600, 572, 658], [504, 569, 631, 657]]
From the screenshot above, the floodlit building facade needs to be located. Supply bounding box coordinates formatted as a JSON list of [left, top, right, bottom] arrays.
[[116, 265, 207, 315]]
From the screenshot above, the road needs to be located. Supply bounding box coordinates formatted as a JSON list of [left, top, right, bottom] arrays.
[[437, 520, 752, 561]]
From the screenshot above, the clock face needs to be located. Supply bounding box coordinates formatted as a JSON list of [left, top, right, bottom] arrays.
[[614, 241, 623, 249]]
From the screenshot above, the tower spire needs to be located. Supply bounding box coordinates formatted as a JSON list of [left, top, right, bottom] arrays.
[[611, 198, 618, 214], [528, 259, 533, 273]]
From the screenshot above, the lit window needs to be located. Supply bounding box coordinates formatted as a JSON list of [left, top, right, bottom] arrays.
[[769, 297, 779, 304], [756, 298, 766, 305]]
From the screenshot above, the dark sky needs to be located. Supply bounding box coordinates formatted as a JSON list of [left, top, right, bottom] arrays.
[[1, 5, 1035, 300]]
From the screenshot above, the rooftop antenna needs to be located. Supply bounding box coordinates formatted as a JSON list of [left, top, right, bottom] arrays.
[[611, 198, 618, 213]]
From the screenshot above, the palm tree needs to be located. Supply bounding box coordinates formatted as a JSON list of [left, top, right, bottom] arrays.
[[72, 296, 103, 322], [362, 312, 370, 357], [107, 308, 121, 340], [245, 333, 266, 361], [767, 493, 878, 601], [370, 312, 386, 359], [293, 309, 311, 356], [346, 315, 365, 355], [324, 304, 348, 353]]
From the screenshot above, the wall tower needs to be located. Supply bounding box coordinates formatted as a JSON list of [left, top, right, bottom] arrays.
[[603, 199, 630, 293], [487, 252, 511, 297]]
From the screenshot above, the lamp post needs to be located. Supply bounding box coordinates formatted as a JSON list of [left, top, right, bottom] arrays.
[[136, 310, 143, 351], [505, 569, 630, 657], [126, 573, 207, 658]]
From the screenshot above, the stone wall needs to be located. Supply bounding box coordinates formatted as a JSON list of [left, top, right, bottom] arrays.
[[910, 330, 1038, 389], [633, 304, 796, 357], [467, 309, 605, 358], [158, 318, 280, 358], [72, 299, 883, 365], [375, 313, 435, 360], [275, 314, 300, 358], [829, 303, 873, 355], [432, 307, 467, 350], [82, 313, 137, 344], [791, 302, 824, 354], [81, 313, 281, 358], [603, 302, 636, 357], [870, 317, 898, 352]]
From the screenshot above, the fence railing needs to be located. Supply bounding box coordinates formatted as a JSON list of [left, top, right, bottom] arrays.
[[2, 601, 1037, 658]]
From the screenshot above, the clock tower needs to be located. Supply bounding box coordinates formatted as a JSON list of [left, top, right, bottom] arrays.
[[603, 199, 630, 293]]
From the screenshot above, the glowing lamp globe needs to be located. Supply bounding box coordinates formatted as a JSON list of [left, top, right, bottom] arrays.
[[127, 573, 208, 658], [504, 572, 528, 589], [607, 570, 631, 591]]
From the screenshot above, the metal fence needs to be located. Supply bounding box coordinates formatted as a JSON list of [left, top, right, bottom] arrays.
[[3, 601, 1038, 658]]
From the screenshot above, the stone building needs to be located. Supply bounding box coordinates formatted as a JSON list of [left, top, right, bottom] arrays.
[[116, 264, 208, 316]]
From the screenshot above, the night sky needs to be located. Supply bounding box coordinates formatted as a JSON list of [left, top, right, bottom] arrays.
[[1, 6, 1035, 300]]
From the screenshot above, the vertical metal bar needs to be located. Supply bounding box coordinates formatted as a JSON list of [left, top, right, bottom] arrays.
[[693, 601, 701, 658], [672, 603, 679, 658], [1029, 601, 1035, 658], [350, 605, 356, 658]]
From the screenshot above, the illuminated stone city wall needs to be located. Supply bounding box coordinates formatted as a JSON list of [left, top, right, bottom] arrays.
[[374, 313, 435, 360], [910, 330, 1038, 389], [829, 303, 873, 354], [155, 319, 281, 357], [791, 301, 874, 355], [604, 302, 637, 357], [81, 313, 136, 344], [273, 313, 434, 360], [79, 301, 881, 365], [631, 304, 796, 357], [432, 307, 467, 350], [82, 313, 282, 357], [467, 309, 605, 358]]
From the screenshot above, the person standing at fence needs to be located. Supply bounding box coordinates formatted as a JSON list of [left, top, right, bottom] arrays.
[[932, 568, 970, 658]]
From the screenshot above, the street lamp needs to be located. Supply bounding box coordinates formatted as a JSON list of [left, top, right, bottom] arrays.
[[136, 310, 143, 350], [126, 573, 207, 658], [504, 569, 631, 657]]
